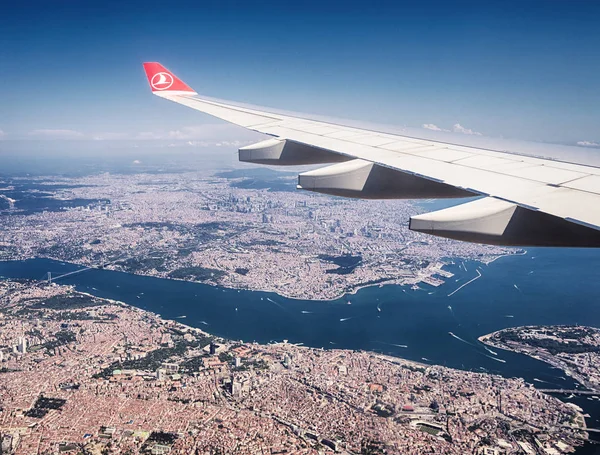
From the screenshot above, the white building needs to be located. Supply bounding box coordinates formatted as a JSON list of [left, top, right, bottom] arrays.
[[17, 337, 27, 354]]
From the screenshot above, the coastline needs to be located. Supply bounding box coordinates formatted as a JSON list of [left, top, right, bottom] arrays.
[[0, 250, 517, 302], [2, 263, 599, 452], [479, 327, 600, 393], [1, 281, 592, 454]]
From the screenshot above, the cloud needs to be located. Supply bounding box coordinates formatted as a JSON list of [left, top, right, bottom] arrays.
[[28, 129, 85, 139], [134, 124, 261, 147], [422, 123, 482, 136], [132, 160, 141, 164], [452, 123, 482, 136], [159, 124, 257, 141], [21, 123, 262, 145], [0, 129, 5, 139], [135, 131, 163, 140], [186, 140, 210, 147], [577, 140, 600, 147], [91, 132, 129, 141], [136, 124, 232, 140], [422, 123, 447, 132]]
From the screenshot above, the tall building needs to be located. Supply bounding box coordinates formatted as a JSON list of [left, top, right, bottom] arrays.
[[17, 337, 27, 354]]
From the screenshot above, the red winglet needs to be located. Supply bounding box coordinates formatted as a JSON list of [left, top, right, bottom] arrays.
[[142, 62, 196, 93]]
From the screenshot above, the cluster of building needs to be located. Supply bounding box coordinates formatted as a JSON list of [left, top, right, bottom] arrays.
[[481, 325, 600, 393], [0, 170, 514, 300], [0, 282, 588, 454]]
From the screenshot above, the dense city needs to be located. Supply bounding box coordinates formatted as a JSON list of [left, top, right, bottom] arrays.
[[0, 281, 589, 454], [480, 326, 600, 394], [0, 170, 514, 300]]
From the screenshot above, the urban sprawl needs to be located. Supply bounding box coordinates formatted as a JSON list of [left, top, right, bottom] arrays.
[[0, 170, 514, 300], [0, 282, 590, 454], [0, 169, 595, 454]]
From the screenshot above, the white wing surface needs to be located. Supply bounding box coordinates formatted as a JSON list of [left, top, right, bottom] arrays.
[[142, 62, 600, 247]]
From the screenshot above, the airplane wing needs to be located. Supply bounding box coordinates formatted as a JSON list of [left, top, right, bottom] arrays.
[[142, 62, 600, 247]]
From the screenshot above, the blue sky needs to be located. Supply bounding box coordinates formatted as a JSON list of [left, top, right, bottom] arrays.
[[1, 0, 599, 148]]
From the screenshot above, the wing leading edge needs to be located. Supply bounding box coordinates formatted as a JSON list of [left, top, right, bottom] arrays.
[[142, 62, 600, 247]]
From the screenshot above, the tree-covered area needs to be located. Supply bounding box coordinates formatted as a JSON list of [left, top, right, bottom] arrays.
[[31, 293, 105, 310], [24, 396, 67, 418], [93, 334, 213, 379], [168, 266, 225, 282], [117, 256, 167, 272], [93, 343, 188, 379], [141, 431, 178, 453], [41, 310, 117, 321], [43, 330, 77, 350]]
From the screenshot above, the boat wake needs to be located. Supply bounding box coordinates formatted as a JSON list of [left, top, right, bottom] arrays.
[[448, 270, 482, 297], [448, 332, 477, 347], [533, 378, 555, 385], [484, 353, 506, 363], [267, 297, 286, 311], [483, 345, 498, 356], [301, 310, 313, 314], [340, 317, 353, 322], [450, 332, 506, 362]]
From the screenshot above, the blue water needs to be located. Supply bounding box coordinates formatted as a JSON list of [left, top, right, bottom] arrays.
[[2, 249, 600, 453]]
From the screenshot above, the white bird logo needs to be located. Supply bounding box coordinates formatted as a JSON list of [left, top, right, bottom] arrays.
[[151, 72, 174, 90]]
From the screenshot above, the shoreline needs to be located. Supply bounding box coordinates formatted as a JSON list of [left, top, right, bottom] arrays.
[[2, 282, 592, 454], [9, 257, 593, 389], [0, 251, 518, 303], [2, 267, 597, 452], [76, 286, 435, 373], [479, 327, 600, 393]]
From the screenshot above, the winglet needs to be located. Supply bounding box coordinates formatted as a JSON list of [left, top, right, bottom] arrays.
[[142, 62, 197, 95]]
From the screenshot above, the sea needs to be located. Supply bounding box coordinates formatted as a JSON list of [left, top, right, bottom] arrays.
[[1, 248, 600, 453]]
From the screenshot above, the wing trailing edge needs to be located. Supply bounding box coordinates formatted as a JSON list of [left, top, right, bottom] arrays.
[[141, 62, 600, 247]]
